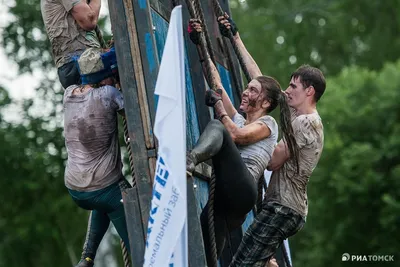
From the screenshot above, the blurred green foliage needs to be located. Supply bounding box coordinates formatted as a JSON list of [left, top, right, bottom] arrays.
[[230, 0, 400, 83]]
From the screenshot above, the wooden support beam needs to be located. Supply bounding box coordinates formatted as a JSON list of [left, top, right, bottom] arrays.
[[123, 0, 155, 150], [108, 0, 153, 247], [107, 0, 257, 266], [187, 179, 207, 266], [122, 188, 146, 267]]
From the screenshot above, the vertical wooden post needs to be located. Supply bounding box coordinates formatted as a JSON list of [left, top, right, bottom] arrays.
[[108, 0, 154, 263], [107, 0, 252, 266]]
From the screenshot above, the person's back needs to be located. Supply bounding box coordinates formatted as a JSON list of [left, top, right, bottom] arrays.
[[62, 48, 131, 267], [63, 84, 123, 191]]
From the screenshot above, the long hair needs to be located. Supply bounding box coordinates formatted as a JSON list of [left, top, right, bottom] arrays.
[[255, 76, 300, 173]]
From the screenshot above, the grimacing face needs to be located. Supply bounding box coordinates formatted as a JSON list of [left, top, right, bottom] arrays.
[[240, 79, 267, 113], [285, 76, 310, 109]]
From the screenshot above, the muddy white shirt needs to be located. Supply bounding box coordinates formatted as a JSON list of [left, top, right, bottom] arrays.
[[233, 113, 278, 181], [266, 111, 324, 217], [63, 85, 123, 192]]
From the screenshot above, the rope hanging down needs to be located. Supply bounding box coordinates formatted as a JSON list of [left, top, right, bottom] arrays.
[[183, 1, 219, 266], [192, 0, 216, 65], [206, 171, 219, 267], [210, 0, 251, 82], [185, 0, 218, 91], [94, 25, 107, 51], [95, 26, 132, 267]]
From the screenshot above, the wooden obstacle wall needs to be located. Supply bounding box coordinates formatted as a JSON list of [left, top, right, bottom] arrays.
[[108, 0, 256, 266]]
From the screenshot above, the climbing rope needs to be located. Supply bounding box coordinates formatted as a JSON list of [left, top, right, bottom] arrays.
[[95, 25, 133, 267], [120, 239, 131, 267], [94, 25, 107, 51], [185, 0, 218, 91], [210, 0, 251, 82], [192, 0, 216, 65], [183, 1, 219, 265], [122, 119, 137, 188], [207, 171, 219, 267]]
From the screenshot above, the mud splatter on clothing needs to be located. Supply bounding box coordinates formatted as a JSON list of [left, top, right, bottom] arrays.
[[63, 85, 124, 192]]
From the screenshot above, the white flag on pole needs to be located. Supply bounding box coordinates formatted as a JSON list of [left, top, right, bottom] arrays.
[[143, 5, 188, 267]]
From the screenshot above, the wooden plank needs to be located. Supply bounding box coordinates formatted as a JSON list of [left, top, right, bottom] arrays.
[[217, 63, 235, 105], [150, 9, 202, 148], [108, 0, 153, 239], [149, 0, 171, 21], [196, 0, 226, 68], [123, 0, 155, 150], [222, 37, 243, 108], [181, 0, 211, 133], [122, 188, 146, 267], [131, 0, 160, 128], [217, 0, 244, 107], [187, 178, 207, 267], [181, 8, 211, 264], [110, 0, 250, 266]]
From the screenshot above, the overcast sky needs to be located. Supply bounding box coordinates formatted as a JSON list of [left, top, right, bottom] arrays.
[[0, 2, 39, 101]]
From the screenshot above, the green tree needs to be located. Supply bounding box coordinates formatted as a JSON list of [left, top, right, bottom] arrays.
[[0, 85, 90, 266], [231, 0, 400, 83]]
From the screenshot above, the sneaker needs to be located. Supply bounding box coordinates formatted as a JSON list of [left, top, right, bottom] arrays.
[[75, 257, 94, 267]]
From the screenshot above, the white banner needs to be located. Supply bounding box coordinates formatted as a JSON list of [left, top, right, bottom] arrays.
[[143, 5, 188, 267]]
